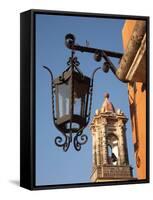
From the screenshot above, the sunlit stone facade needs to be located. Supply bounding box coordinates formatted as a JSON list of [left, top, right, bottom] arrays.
[[90, 93, 133, 182]]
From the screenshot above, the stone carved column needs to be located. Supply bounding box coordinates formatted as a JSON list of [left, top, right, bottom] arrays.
[[101, 118, 108, 165], [92, 129, 97, 167], [95, 126, 101, 166], [117, 119, 128, 165]]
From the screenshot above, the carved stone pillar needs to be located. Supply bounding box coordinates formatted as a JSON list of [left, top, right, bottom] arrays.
[[95, 127, 101, 166], [101, 118, 108, 165], [92, 131, 97, 167], [118, 119, 128, 165]]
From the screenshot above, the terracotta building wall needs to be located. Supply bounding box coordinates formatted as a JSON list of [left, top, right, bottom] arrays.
[[122, 20, 137, 50], [122, 20, 146, 179]]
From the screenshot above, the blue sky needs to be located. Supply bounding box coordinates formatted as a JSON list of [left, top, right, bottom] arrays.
[[35, 14, 136, 186]]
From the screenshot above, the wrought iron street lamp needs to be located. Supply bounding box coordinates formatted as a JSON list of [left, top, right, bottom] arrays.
[[43, 33, 124, 152]]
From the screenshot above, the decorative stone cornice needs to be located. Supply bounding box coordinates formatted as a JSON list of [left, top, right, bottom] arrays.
[[116, 20, 146, 82], [125, 34, 146, 83]]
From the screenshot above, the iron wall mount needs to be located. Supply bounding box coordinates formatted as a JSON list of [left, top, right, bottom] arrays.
[[65, 33, 129, 83]]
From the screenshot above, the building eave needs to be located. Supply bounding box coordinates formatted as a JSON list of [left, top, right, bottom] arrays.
[[116, 20, 146, 83]]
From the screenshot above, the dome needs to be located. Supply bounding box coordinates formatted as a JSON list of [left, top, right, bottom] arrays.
[[100, 93, 116, 113]]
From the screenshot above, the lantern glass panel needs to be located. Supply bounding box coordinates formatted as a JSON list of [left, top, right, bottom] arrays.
[[66, 122, 80, 130], [73, 76, 90, 119], [57, 83, 70, 118]]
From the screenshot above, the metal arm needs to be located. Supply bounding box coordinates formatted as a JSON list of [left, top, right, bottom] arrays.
[[65, 33, 123, 58], [65, 33, 129, 83]]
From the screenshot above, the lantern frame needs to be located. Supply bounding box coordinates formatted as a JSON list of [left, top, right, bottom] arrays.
[[43, 51, 102, 151], [54, 70, 90, 132]]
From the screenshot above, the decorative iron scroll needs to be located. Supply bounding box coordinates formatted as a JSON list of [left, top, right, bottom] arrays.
[[55, 127, 88, 152]]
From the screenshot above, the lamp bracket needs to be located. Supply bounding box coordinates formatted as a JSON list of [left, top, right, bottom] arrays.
[[65, 33, 129, 83]]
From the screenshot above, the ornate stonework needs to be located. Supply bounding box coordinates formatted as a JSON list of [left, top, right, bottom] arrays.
[[90, 93, 133, 182]]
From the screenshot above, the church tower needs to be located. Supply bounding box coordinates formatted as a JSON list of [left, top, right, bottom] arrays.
[[90, 93, 133, 182]]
